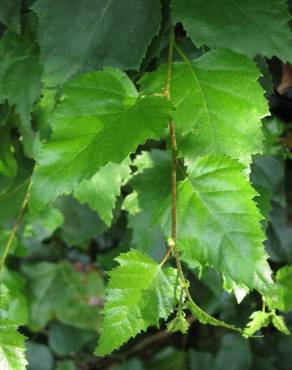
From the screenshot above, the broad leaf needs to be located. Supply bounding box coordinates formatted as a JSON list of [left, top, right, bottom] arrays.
[[140, 49, 268, 166], [26, 342, 54, 370], [172, 0, 292, 61], [95, 249, 178, 356], [30, 69, 172, 213], [154, 155, 274, 295], [48, 322, 96, 357], [0, 0, 20, 33], [33, 0, 162, 86], [22, 261, 104, 331], [0, 319, 27, 370], [74, 158, 131, 226]]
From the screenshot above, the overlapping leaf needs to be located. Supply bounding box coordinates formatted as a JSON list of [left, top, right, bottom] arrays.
[[30, 69, 172, 213], [95, 250, 178, 356], [74, 158, 131, 226], [141, 49, 268, 166], [56, 197, 107, 248], [22, 261, 104, 331], [154, 155, 274, 296], [172, 0, 292, 61], [33, 0, 162, 86], [123, 150, 171, 256]]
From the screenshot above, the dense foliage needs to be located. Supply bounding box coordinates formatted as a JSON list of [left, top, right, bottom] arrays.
[[1, 0, 292, 369]]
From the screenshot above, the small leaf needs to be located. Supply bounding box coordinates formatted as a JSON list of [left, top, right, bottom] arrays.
[[95, 249, 178, 356], [243, 311, 270, 338], [167, 311, 190, 334], [271, 314, 290, 335]]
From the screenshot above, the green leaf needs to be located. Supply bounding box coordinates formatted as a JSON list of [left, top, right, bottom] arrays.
[[2, 269, 29, 325], [0, 318, 27, 370], [0, 32, 31, 101], [26, 342, 54, 370], [56, 360, 76, 370], [243, 311, 270, 338], [0, 0, 20, 33], [2, 55, 42, 126], [140, 48, 268, 166], [124, 150, 171, 257], [167, 311, 190, 334], [172, 0, 292, 61], [56, 197, 106, 249], [22, 261, 104, 331], [33, 0, 162, 86], [74, 158, 131, 226], [23, 205, 64, 243], [0, 157, 32, 227], [187, 299, 239, 332], [30, 69, 172, 213], [95, 249, 178, 356], [0, 31, 41, 130], [155, 155, 274, 295], [271, 265, 292, 312], [271, 314, 290, 335], [48, 322, 96, 357]]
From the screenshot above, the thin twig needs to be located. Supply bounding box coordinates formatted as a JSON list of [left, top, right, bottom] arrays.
[[161, 28, 244, 336]]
